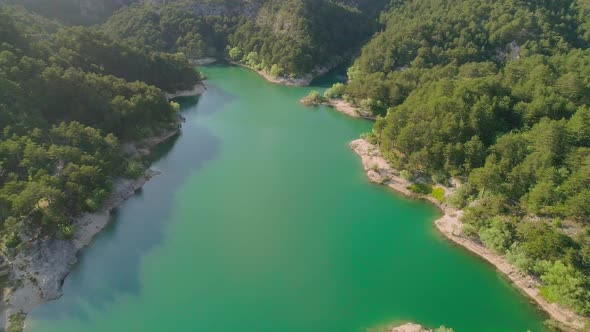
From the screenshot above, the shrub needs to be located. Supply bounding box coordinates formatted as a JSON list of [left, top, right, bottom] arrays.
[[228, 47, 243, 61], [478, 216, 514, 254], [324, 83, 346, 99], [399, 170, 413, 181], [301, 91, 327, 106], [447, 184, 473, 208], [407, 183, 431, 195], [461, 223, 479, 238], [505, 243, 535, 273], [8, 313, 25, 332], [434, 327, 454, 332], [124, 159, 145, 178], [269, 64, 282, 77], [540, 261, 590, 315], [431, 186, 445, 202]]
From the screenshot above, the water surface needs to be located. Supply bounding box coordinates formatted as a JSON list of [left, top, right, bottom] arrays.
[[27, 65, 546, 332]]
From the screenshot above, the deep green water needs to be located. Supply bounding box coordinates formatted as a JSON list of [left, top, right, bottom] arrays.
[[27, 65, 546, 332]]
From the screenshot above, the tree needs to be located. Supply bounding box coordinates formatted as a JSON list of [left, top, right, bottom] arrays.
[[541, 261, 590, 315], [300, 90, 327, 106], [229, 47, 243, 61], [324, 83, 346, 99], [478, 217, 514, 254]]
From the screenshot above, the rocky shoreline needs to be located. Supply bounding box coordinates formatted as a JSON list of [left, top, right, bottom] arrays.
[[349, 138, 587, 331], [328, 99, 376, 120], [231, 61, 334, 86], [188, 57, 218, 66], [165, 82, 207, 100], [2, 170, 158, 329], [388, 323, 432, 332], [0, 122, 186, 331]]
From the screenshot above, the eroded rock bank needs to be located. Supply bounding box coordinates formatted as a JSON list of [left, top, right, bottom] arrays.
[[349, 138, 587, 332], [0, 121, 185, 332], [165, 83, 207, 100], [3, 170, 158, 322], [328, 99, 375, 120], [232, 61, 335, 86]]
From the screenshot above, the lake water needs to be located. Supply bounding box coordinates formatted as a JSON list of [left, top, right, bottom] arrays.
[[26, 65, 546, 332]]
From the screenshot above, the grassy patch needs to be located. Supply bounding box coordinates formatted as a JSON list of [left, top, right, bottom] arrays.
[[431, 186, 446, 202]]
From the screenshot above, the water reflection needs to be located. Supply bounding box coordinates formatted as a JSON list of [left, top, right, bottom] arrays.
[[28, 76, 235, 323]]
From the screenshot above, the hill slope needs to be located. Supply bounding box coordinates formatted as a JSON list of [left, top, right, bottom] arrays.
[[227, 0, 375, 79], [334, 0, 590, 322], [5, 0, 138, 24], [102, 0, 377, 81]]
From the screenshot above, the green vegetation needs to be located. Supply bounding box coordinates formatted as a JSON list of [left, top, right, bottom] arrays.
[[433, 327, 454, 332], [7, 0, 137, 25], [430, 187, 445, 203], [228, 0, 375, 78], [101, 1, 243, 59], [7, 313, 25, 332], [101, 0, 377, 79], [324, 83, 346, 99], [0, 6, 200, 247], [3, 0, 590, 323], [342, 0, 590, 317], [300, 90, 327, 106], [407, 183, 431, 195]]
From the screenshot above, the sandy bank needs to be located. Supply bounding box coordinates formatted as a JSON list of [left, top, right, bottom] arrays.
[[349, 138, 587, 331], [165, 83, 207, 100], [328, 99, 376, 120]]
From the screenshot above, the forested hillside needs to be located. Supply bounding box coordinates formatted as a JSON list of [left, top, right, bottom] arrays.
[[102, 0, 377, 79], [0, 5, 200, 243], [227, 0, 375, 77], [101, 0, 249, 59], [333, 0, 590, 318], [4, 0, 138, 24], [3, 0, 590, 327]]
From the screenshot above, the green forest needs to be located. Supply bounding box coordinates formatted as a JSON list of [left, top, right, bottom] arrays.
[[2, 0, 590, 328], [226, 0, 376, 77], [0, 5, 200, 243], [101, 0, 379, 78], [338, 0, 590, 318]]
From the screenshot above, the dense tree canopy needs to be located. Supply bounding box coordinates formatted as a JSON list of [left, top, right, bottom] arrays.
[[102, 1, 243, 59], [344, 0, 590, 317], [3, 0, 590, 322], [6, 0, 138, 25], [0, 5, 196, 243], [227, 0, 375, 77], [102, 0, 377, 78]]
